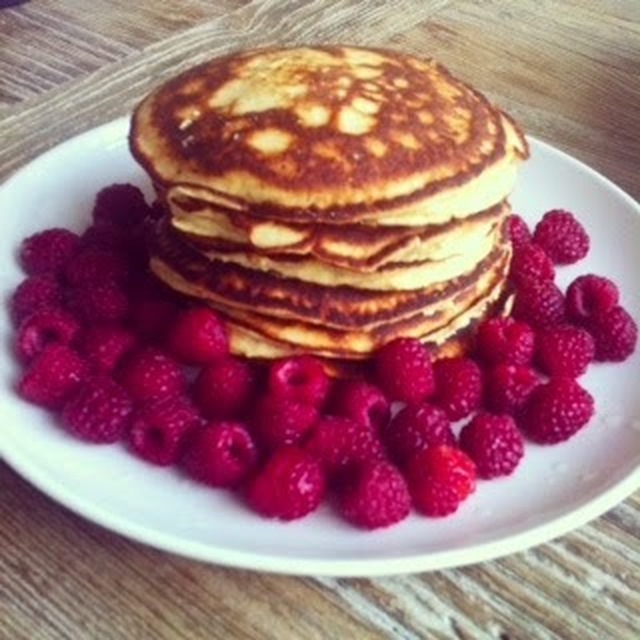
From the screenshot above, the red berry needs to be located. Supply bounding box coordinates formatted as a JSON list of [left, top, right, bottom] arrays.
[[513, 280, 565, 329], [406, 445, 476, 517], [374, 337, 434, 403], [566, 274, 619, 325], [305, 415, 385, 482], [432, 356, 483, 421], [61, 377, 133, 443], [129, 395, 201, 465], [245, 447, 325, 521], [78, 324, 138, 373], [267, 355, 330, 408], [166, 306, 229, 366], [536, 325, 595, 377], [68, 281, 129, 323], [182, 421, 258, 487], [92, 183, 150, 228], [329, 379, 390, 432], [588, 305, 638, 362], [382, 403, 454, 467], [81, 221, 132, 253], [459, 413, 524, 479], [520, 378, 594, 444], [474, 316, 535, 366], [252, 394, 318, 450], [17, 344, 89, 410], [15, 307, 81, 362], [508, 214, 532, 249], [20, 228, 80, 276], [64, 248, 130, 287], [484, 364, 541, 415], [533, 209, 590, 264], [194, 356, 257, 420], [129, 295, 179, 341], [11, 275, 61, 325], [118, 347, 186, 403], [509, 243, 555, 288], [338, 460, 411, 530]]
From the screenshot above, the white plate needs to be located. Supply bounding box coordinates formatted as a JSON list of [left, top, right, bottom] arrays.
[[1, 118, 639, 577]]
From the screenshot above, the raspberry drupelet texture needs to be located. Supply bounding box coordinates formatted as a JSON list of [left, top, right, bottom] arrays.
[[11, 275, 62, 325], [245, 447, 326, 521], [432, 356, 483, 421], [267, 355, 330, 408], [509, 243, 555, 288], [64, 248, 130, 287], [533, 209, 590, 265], [512, 280, 566, 329], [20, 228, 80, 276], [459, 413, 524, 479], [536, 325, 595, 377], [484, 363, 541, 415], [565, 274, 619, 325], [474, 316, 535, 366], [15, 307, 81, 362], [166, 306, 229, 366], [182, 421, 258, 487], [382, 402, 455, 467], [129, 395, 202, 465], [78, 324, 138, 374], [329, 379, 391, 432], [374, 337, 435, 403], [508, 214, 532, 250], [68, 281, 129, 323], [338, 460, 411, 530], [194, 356, 257, 420], [405, 445, 477, 517], [61, 377, 133, 444], [588, 305, 638, 362], [520, 377, 594, 444]]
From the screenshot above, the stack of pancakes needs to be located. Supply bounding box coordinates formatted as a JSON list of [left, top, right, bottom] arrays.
[[130, 46, 528, 364]]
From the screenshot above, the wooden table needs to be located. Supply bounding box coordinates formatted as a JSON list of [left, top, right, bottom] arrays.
[[1, 2, 639, 638]]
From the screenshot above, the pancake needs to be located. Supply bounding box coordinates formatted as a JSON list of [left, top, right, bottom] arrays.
[[130, 46, 528, 223]]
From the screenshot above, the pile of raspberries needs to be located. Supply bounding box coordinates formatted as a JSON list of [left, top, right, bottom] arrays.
[[9, 184, 638, 530]]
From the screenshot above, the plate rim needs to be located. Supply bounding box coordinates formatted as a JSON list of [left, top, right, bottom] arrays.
[[1, 116, 639, 577]]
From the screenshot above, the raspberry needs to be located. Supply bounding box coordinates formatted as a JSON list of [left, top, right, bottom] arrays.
[[329, 379, 390, 432], [78, 324, 138, 373], [520, 378, 594, 444], [337, 460, 410, 530], [509, 243, 555, 288], [68, 281, 129, 323], [305, 415, 385, 482], [10, 275, 61, 325], [536, 325, 595, 377], [508, 214, 532, 249], [129, 395, 201, 465], [432, 356, 483, 421], [64, 248, 130, 287], [182, 421, 258, 487], [252, 394, 318, 450], [194, 356, 257, 420], [245, 447, 325, 521], [484, 364, 541, 415], [374, 337, 435, 403], [267, 355, 330, 408], [61, 377, 133, 443], [166, 306, 229, 365], [459, 413, 524, 478], [382, 403, 454, 467], [474, 316, 535, 365], [129, 295, 179, 341], [405, 445, 477, 517], [92, 183, 150, 228], [588, 305, 638, 362], [81, 221, 131, 252], [565, 274, 619, 325], [533, 209, 590, 265], [17, 344, 88, 409], [15, 307, 81, 362], [512, 280, 565, 329], [19, 228, 80, 276], [118, 347, 186, 403]]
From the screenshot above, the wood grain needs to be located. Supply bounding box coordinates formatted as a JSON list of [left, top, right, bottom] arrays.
[[1, 2, 639, 639]]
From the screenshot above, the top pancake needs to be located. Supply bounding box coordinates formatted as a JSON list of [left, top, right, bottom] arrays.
[[130, 46, 528, 223]]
